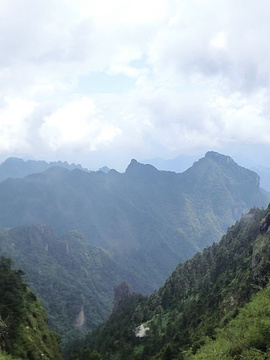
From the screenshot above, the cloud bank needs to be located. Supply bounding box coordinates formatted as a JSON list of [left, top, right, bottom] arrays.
[[1, 0, 270, 169]]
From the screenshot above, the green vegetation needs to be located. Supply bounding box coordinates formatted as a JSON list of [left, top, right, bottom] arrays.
[[0, 152, 267, 298], [0, 225, 140, 354], [69, 205, 270, 359], [189, 285, 270, 359], [0, 152, 269, 358], [0, 256, 62, 360], [0, 352, 21, 360]]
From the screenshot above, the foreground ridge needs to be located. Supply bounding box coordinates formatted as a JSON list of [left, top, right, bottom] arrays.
[[0, 256, 62, 360]]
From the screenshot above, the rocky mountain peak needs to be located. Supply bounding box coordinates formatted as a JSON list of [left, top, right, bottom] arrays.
[[125, 159, 158, 176], [205, 151, 235, 165], [113, 281, 132, 311]]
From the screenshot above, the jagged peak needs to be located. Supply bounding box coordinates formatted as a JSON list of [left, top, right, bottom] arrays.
[[125, 159, 158, 175], [205, 151, 236, 165], [182, 151, 261, 191], [126, 158, 138, 169]]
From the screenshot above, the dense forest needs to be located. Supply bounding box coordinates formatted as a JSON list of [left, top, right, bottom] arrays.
[[69, 205, 270, 359], [0, 256, 62, 360], [0, 225, 136, 353]]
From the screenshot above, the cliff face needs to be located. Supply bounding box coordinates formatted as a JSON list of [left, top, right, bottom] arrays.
[[113, 281, 132, 311], [205, 151, 261, 188]]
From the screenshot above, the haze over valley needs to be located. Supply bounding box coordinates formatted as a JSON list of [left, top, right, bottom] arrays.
[[0, 151, 269, 359]]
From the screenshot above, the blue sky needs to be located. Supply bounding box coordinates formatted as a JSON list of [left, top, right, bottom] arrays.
[[1, 0, 270, 171]]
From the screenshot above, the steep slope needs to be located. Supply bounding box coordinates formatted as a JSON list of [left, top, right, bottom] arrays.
[[0, 152, 267, 293], [252, 165, 270, 192], [189, 284, 270, 359], [0, 256, 62, 360], [0, 157, 89, 183], [71, 205, 270, 359], [0, 225, 147, 352]]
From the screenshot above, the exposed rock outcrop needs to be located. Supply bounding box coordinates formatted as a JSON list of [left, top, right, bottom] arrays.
[[113, 281, 132, 311]]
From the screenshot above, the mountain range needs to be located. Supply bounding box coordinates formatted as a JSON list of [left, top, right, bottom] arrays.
[[0, 157, 89, 183], [0, 152, 267, 293], [143, 153, 270, 193], [0, 151, 268, 356]]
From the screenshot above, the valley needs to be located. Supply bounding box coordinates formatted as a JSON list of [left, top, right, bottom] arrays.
[[70, 205, 270, 359], [0, 152, 268, 358]]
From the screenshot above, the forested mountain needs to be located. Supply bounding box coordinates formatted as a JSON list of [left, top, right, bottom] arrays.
[[0, 152, 268, 357], [0, 225, 144, 354], [70, 205, 270, 359], [144, 153, 270, 193], [0, 151, 267, 296], [0, 157, 89, 183], [0, 256, 62, 360]]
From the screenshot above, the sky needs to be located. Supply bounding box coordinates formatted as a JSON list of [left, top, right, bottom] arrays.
[[1, 0, 270, 171]]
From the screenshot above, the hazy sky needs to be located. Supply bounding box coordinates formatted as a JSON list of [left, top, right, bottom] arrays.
[[1, 0, 270, 170]]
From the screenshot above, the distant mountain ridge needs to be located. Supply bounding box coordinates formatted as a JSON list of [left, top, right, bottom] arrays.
[[144, 152, 270, 192], [0, 151, 269, 357], [0, 151, 267, 296], [0, 157, 90, 183]]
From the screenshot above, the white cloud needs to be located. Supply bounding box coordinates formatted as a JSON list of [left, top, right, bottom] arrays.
[[1, 0, 270, 169], [0, 98, 37, 152], [78, 0, 168, 27], [210, 32, 227, 50], [40, 97, 121, 151], [147, 0, 270, 92], [210, 91, 270, 145]]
